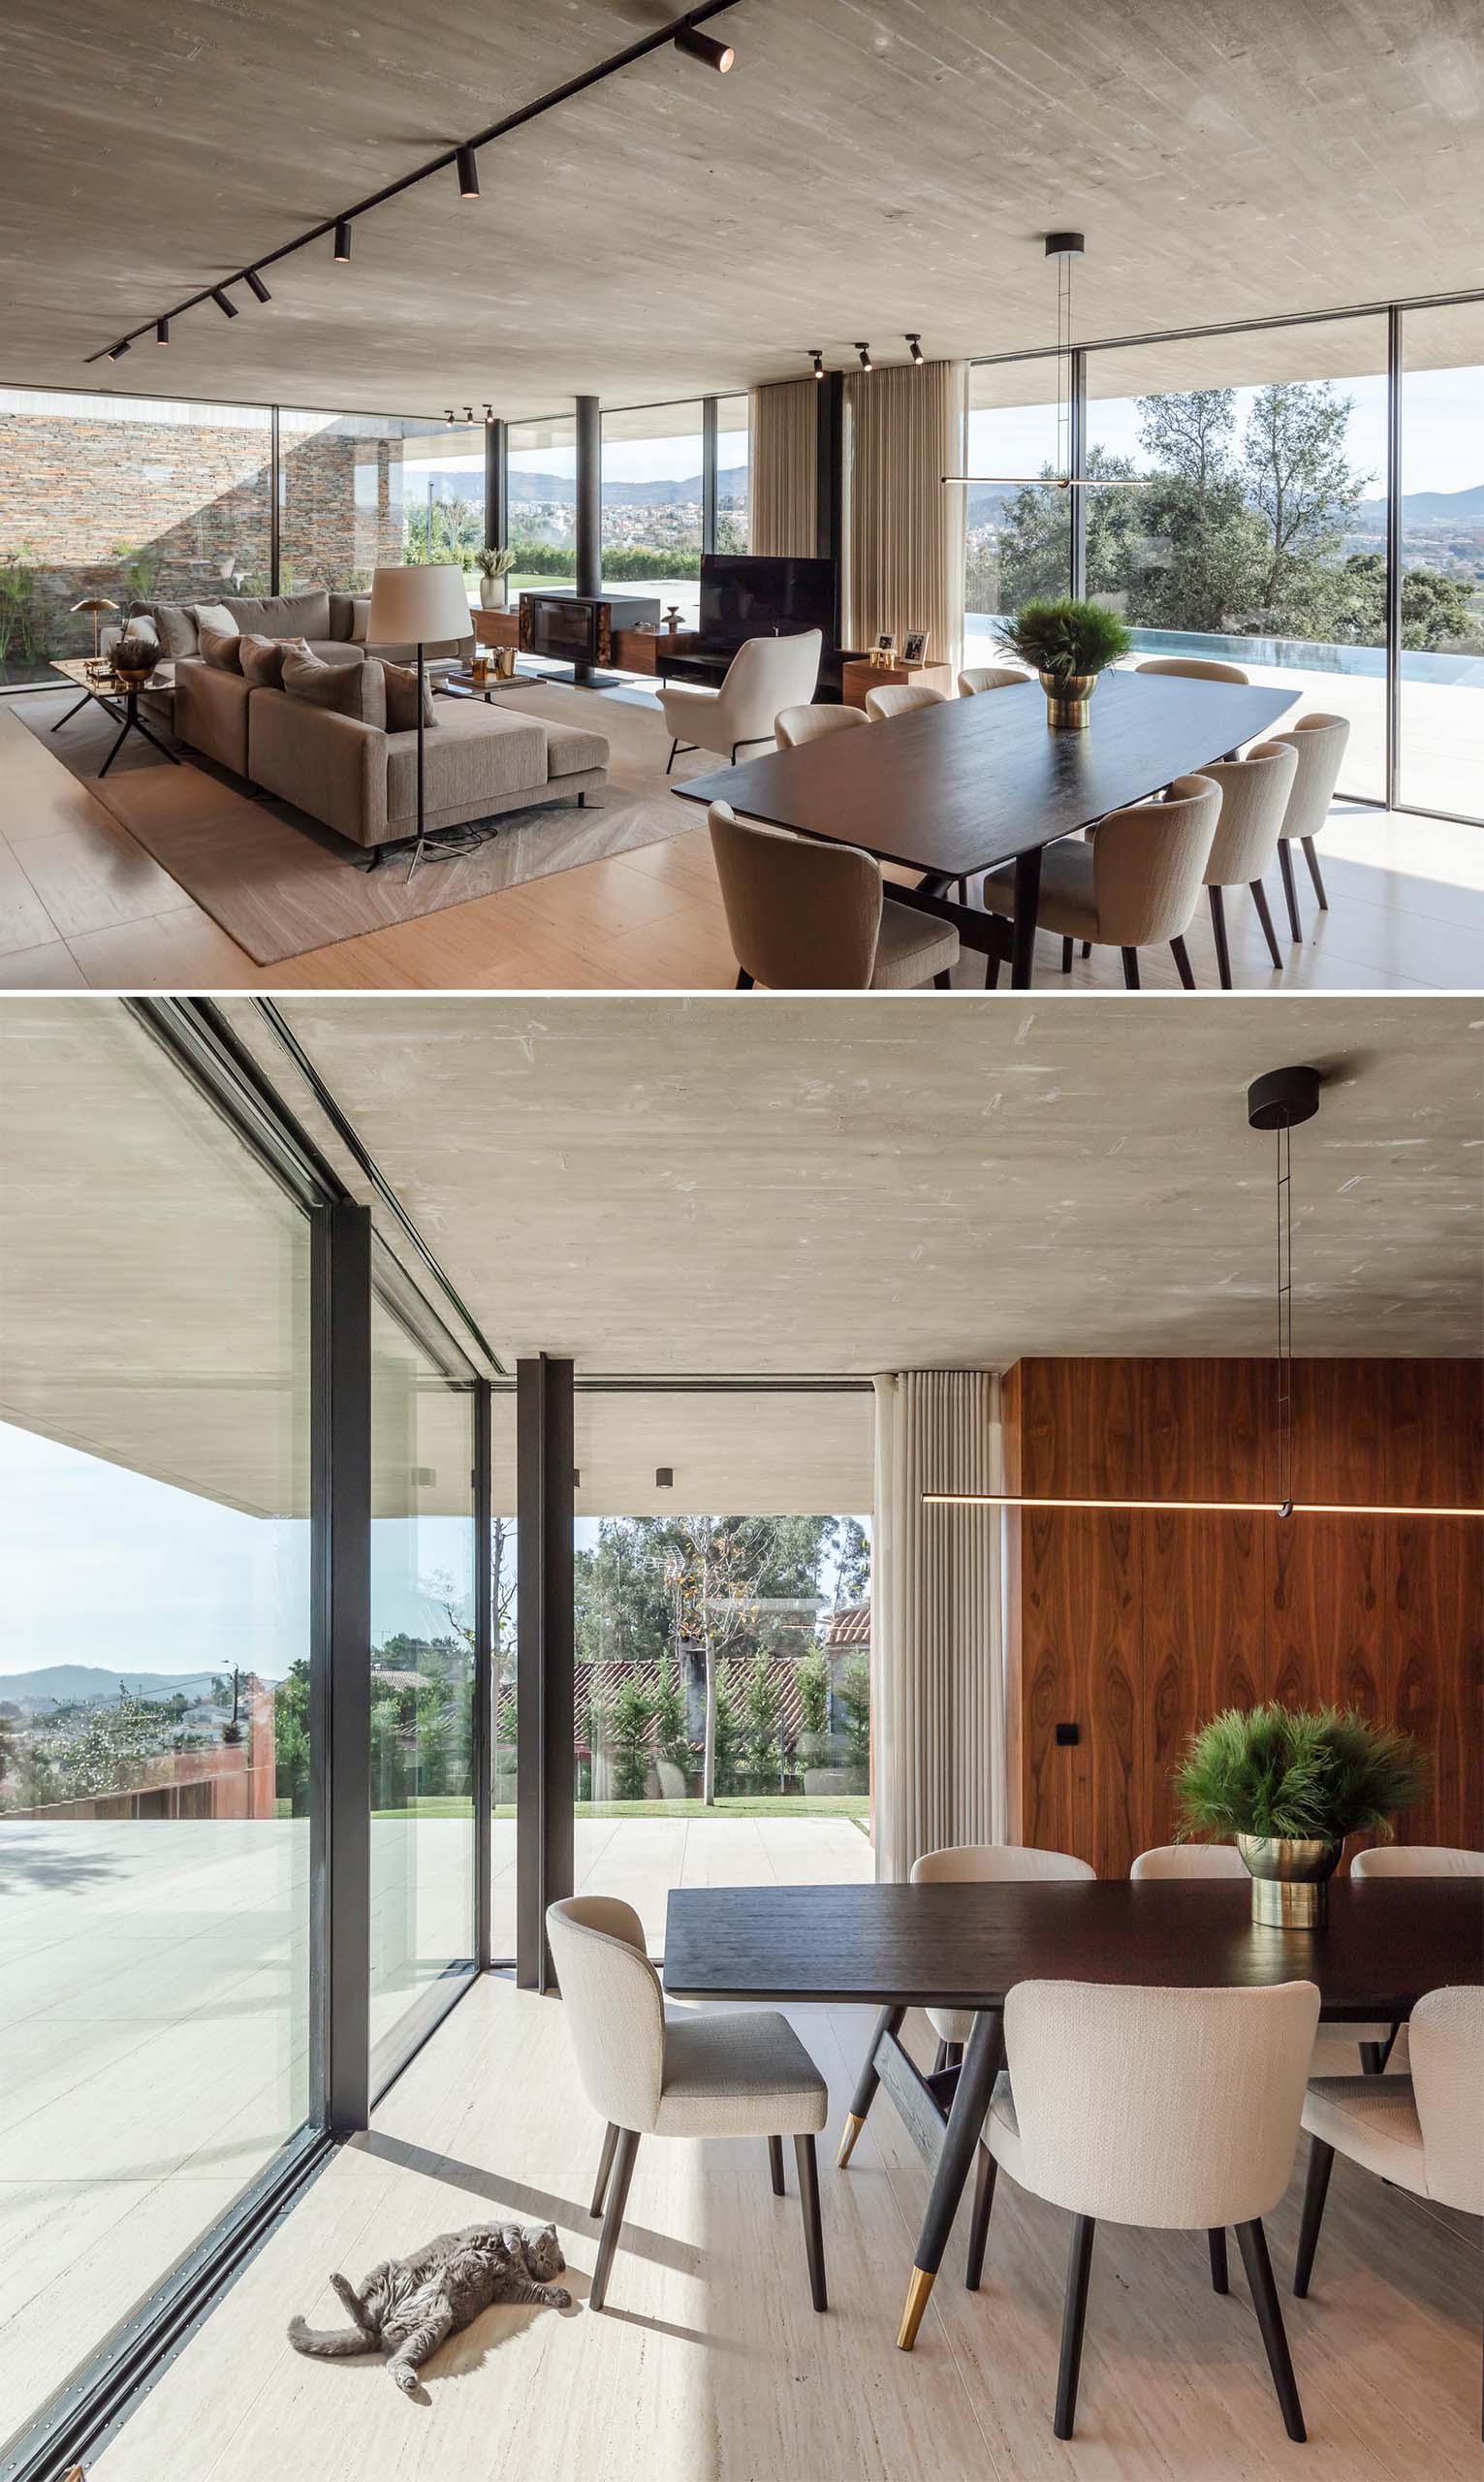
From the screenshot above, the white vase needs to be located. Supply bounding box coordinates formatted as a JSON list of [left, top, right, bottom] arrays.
[[479, 575, 508, 612]]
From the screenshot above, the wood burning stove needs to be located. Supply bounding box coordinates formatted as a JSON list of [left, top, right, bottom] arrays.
[[520, 589, 662, 675]]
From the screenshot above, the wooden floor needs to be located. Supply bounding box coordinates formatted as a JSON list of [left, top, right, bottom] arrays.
[[90, 1974, 1480, 2482], [0, 694, 1479, 993]]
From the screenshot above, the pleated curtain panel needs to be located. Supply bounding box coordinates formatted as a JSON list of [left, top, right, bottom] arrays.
[[748, 379, 819, 557], [870, 1368, 1004, 1884], [843, 359, 968, 667]]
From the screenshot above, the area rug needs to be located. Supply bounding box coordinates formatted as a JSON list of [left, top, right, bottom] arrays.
[[15, 679, 710, 965]]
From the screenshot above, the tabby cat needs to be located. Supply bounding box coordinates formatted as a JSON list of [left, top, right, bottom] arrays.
[[288, 2220, 571, 2391]]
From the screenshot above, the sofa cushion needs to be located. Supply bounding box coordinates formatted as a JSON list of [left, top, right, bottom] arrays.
[[239, 631, 306, 687], [282, 647, 387, 728], [147, 603, 200, 659], [190, 601, 238, 639], [225, 589, 332, 641], [199, 623, 243, 672], [386, 703, 547, 824], [329, 593, 372, 645], [541, 717, 610, 779], [381, 659, 438, 733]]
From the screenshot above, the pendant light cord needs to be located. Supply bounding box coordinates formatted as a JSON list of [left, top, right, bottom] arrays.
[[1276, 1121, 1294, 1515]]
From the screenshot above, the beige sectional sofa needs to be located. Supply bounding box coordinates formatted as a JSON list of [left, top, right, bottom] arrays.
[[132, 587, 474, 671]]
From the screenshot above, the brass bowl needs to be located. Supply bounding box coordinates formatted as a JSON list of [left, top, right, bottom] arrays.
[[1237, 1832, 1343, 1927], [1039, 669, 1098, 729]]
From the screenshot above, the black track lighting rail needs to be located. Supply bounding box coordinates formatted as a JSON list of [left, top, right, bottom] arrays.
[[87, 2, 743, 376]]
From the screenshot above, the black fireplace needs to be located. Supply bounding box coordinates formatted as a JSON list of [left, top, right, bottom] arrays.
[[520, 589, 661, 673]]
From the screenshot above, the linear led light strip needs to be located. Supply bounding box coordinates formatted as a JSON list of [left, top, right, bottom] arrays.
[[942, 235, 1153, 491]]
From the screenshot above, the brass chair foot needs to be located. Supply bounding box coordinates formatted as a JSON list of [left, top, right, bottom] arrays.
[[897, 2264, 935, 2350], [836, 2112, 865, 2170]]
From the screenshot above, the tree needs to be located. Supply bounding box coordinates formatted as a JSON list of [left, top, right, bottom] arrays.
[[52, 1691, 167, 1800], [795, 1647, 830, 1742], [741, 1661, 779, 1787], [835, 1655, 871, 1775], [1239, 382, 1368, 624], [606, 1674, 657, 1802], [710, 1664, 742, 1797], [663, 1518, 764, 1805], [828, 1518, 871, 1607], [652, 1660, 691, 1774]]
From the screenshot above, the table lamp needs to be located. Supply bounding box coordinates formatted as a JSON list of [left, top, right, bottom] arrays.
[[71, 595, 119, 659], [365, 563, 472, 880]]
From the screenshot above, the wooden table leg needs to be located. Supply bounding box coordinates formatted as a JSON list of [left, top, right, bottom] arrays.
[[837, 2002, 905, 2166], [898, 2007, 1006, 2349], [1010, 846, 1044, 989]]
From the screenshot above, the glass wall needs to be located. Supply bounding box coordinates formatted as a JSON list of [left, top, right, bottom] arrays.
[[0, 386, 272, 685], [369, 1291, 477, 2071], [601, 400, 706, 623], [961, 369, 1070, 674], [505, 411, 578, 593], [716, 392, 750, 552], [278, 409, 484, 597], [0, 1002, 313, 2459], [1401, 304, 1484, 822], [1083, 317, 1389, 799]]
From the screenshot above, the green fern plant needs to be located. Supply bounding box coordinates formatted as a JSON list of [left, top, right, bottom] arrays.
[[994, 596, 1132, 682], [1174, 1703, 1426, 1843]]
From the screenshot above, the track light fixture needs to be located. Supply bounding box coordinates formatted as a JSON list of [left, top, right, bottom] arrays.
[[855, 342, 872, 372], [809, 348, 824, 380], [484, 402, 494, 425], [107, 339, 131, 362], [445, 408, 456, 426], [675, 26, 735, 71], [456, 143, 481, 200], [154, 318, 170, 345], [244, 269, 272, 303], [333, 219, 352, 263], [906, 333, 925, 366], [462, 404, 474, 423], [210, 287, 238, 318]]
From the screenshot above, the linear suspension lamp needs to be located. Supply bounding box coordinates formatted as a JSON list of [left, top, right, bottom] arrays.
[[923, 1066, 1482, 1525], [941, 232, 1152, 492], [82, 4, 742, 367]]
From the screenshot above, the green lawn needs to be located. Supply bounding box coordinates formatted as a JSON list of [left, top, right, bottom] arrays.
[[369, 1794, 869, 1826]]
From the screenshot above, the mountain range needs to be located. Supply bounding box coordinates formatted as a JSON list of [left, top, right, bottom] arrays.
[[500, 468, 747, 508], [1354, 484, 1484, 527], [0, 1664, 234, 1708]]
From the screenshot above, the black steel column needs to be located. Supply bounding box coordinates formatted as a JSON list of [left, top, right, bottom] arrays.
[[310, 1199, 372, 2136], [269, 405, 281, 596], [516, 1353, 575, 1990], [473, 1377, 493, 1972], [573, 395, 602, 684], [485, 418, 508, 554], [1385, 304, 1403, 810], [702, 396, 718, 553], [816, 370, 845, 671], [1069, 348, 1088, 600]]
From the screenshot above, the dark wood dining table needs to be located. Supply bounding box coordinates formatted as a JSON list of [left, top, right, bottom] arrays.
[[671, 668, 1300, 986], [663, 1875, 1482, 2348]]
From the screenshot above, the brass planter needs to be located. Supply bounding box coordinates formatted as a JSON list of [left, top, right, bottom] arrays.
[[1237, 1833, 1342, 1927], [1039, 669, 1097, 728]]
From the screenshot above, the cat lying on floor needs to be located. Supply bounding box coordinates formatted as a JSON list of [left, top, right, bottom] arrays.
[[288, 2220, 572, 2392]]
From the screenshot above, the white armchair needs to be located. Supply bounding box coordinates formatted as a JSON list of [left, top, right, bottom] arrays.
[[658, 629, 823, 772], [982, 1978, 1319, 2442], [547, 1895, 830, 2313]]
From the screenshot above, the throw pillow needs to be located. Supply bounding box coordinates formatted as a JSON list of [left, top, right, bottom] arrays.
[[349, 597, 370, 645], [151, 604, 200, 658], [281, 647, 386, 728], [190, 601, 239, 638], [198, 623, 243, 673], [238, 631, 290, 686], [381, 659, 439, 733]]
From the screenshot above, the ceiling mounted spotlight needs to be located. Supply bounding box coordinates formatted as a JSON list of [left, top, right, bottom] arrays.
[[906, 333, 925, 366], [445, 408, 456, 426], [484, 402, 494, 425], [808, 348, 824, 380], [333, 219, 352, 263], [210, 287, 238, 318], [456, 143, 481, 200], [675, 26, 735, 71], [107, 338, 131, 361], [462, 404, 474, 423], [244, 269, 272, 304], [154, 318, 170, 345], [855, 341, 872, 371]]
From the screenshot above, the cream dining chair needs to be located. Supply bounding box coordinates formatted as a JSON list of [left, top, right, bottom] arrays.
[[1130, 1842, 1247, 1880], [958, 664, 1028, 696], [980, 1978, 1319, 2443], [659, 627, 822, 771], [547, 1895, 830, 2313], [865, 680, 947, 722], [978, 774, 1220, 989], [1349, 1843, 1484, 1881], [1196, 740, 1299, 985], [708, 800, 959, 991], [774, 702, 868, 749], [1137, 654, 1251, 685], [1269, 712, 1350, 940]]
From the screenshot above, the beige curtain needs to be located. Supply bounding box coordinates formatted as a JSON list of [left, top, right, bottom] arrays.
[[870, 1368, 1003, 1884], [749, 380, 818, 557], [843, 360, 967, 668]]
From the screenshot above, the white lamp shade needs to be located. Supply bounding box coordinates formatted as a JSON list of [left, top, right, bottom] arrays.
[[366, 562, 471, 647]]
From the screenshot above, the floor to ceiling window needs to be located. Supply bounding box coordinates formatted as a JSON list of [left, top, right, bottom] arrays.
[[368, 1286, 477, 2075], [278, 410, 484, 597], [0, 1002, 313, 2461], [1082, 317, 1389, 801], [600, 401, 706, 625], [961, 367, 1070, 675], [1400, 303, 1484, 823], [716, 393, 750, 553], [505, 413, 578, 596], [0, 386, 272, 686]]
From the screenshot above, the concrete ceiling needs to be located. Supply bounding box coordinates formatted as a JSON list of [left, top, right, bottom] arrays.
[[3, 0, 1481, 419]]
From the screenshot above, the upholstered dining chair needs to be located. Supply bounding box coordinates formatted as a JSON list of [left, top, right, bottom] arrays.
[[547, 1894, 830, 2313], [1349, 1844, 1484, 1880], [980, 1978, 1319, 2443], [1136, 654, 1251, 685], [708, 800, 959, 991], [1268, 712, 1350, 940], [1130, 1842, 1247, 1880], [659, 627, 823, 771], [1195, 739, 1299, 986], [774, 701, 868, 749], [957, 664, 1028, 696], [978, 774, 1220, 989], [865, 680, 947, 722]]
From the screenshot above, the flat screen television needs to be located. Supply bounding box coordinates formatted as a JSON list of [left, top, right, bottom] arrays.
[[699, 554, 836, 650]]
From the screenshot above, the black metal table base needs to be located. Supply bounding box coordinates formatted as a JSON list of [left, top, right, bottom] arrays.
[[53, 684, 181, 778]]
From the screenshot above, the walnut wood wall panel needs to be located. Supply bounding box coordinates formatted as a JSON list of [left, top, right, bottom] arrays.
[[1006, 1358, 1482, 1878]]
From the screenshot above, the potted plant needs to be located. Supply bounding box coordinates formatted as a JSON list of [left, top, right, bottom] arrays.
[[476, 546, 517, 611], [994, 596, 1132, 728], [1173, 1703, 1426, 1927]]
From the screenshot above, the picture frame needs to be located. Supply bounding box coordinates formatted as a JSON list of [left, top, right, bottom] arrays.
[[901, 628, 930, 664], [874, 631, 896, 654]]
